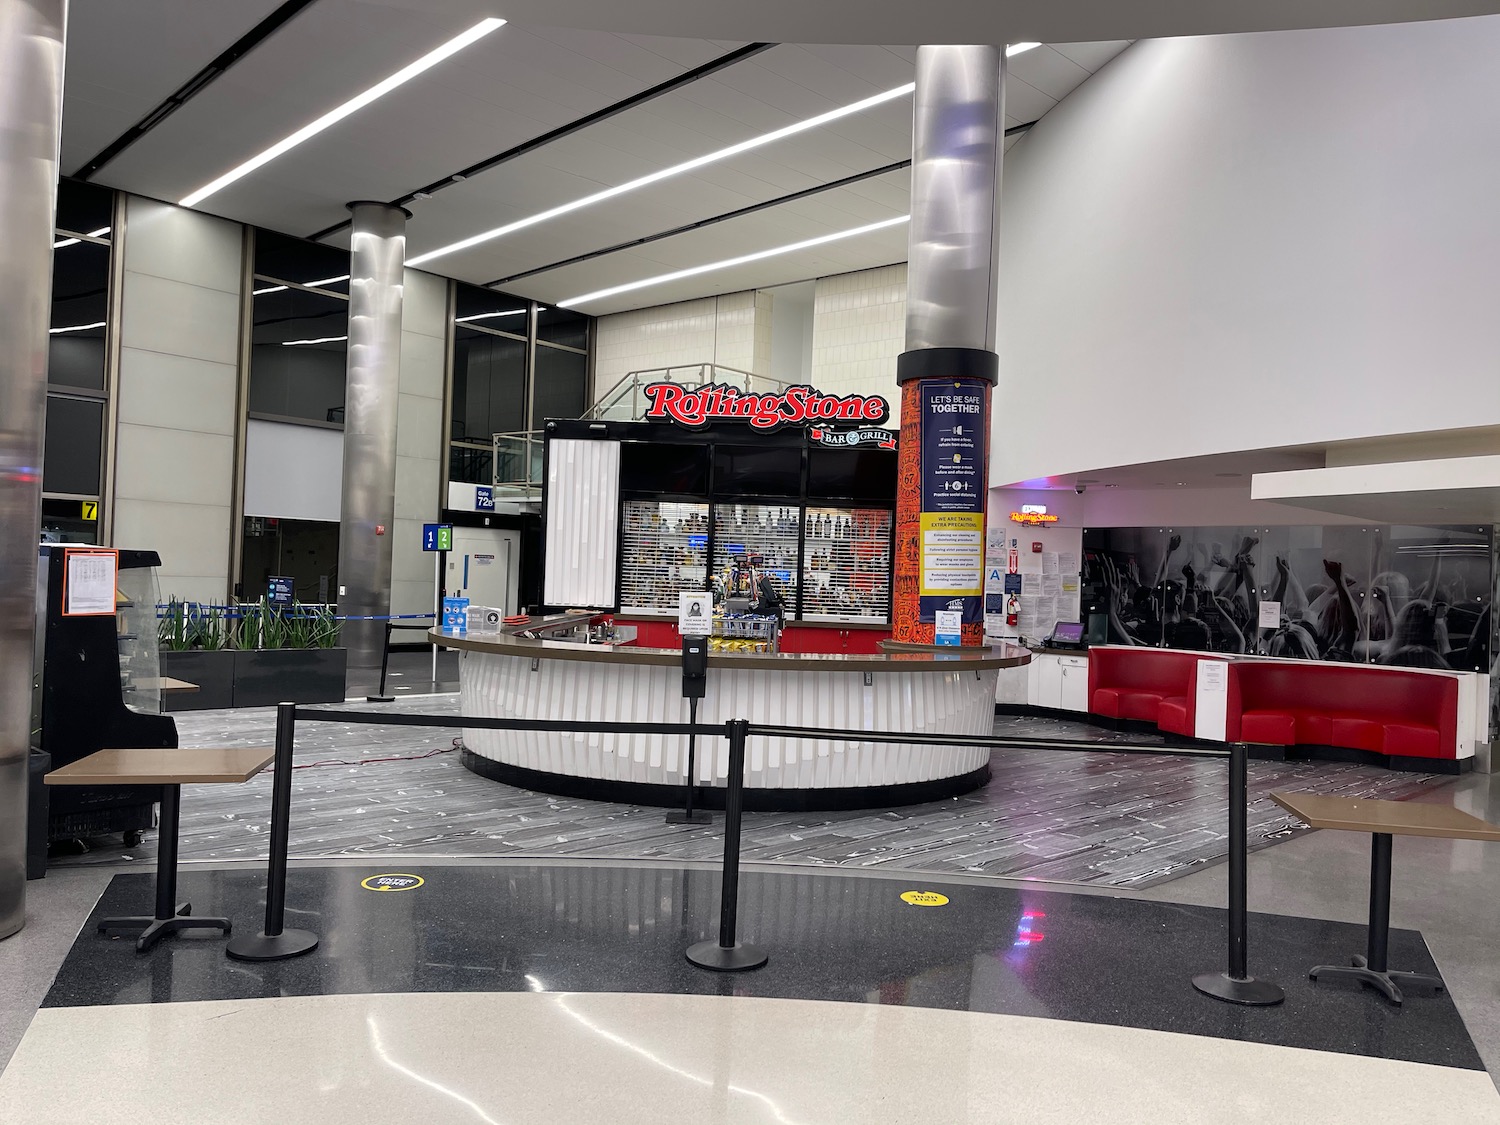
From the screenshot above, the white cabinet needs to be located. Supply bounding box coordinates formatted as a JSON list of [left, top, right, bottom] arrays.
[[1001, 653, 1089, 713]]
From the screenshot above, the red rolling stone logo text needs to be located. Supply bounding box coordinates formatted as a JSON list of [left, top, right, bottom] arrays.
[[642, 382, 888, 431]]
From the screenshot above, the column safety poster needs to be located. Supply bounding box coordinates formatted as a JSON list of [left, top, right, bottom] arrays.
[[917, 381, 985, 623]]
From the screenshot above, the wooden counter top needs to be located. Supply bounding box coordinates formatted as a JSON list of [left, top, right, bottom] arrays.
[[430, 628, 1030, 672]]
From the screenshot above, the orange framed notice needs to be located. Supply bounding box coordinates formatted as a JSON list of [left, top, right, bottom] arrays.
[[61, 547, 120, 616]]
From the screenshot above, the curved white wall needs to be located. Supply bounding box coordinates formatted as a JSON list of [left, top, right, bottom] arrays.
[[995, 19, 1500, 487]]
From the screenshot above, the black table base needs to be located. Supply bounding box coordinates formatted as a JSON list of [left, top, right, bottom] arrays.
[[1309, 831, 1445, 1005], [96, 784, 232, 953]]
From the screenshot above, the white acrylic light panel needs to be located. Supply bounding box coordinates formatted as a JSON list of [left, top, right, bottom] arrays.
[[543, 438, 620, 607], [243, 418, 343, 522]]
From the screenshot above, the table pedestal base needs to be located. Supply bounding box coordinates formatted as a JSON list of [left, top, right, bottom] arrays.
[[99, 903, 231, 953], [1310, 954, 1444, 1006]]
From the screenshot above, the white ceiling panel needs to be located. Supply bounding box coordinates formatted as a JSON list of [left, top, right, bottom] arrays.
[[1006, 45, 1095, 100], [1051, 39, 1133, 72], [62, 0, 286, 172]]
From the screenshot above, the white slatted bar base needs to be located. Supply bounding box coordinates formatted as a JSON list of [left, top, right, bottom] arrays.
[[460, 651, 998, 791]]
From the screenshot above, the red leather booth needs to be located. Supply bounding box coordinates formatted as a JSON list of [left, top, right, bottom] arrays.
[[1087, 647, 1215, 737], [1228, 662, 1458, 762]]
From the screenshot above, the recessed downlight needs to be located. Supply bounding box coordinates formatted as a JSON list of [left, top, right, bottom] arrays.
[[557, 215, 910, 309], [179, 18, 506, 208], [406, 83, 916, 267]]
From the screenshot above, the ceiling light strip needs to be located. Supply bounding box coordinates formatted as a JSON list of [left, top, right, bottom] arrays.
[[49, 321, 108, 334], [558, 215, 909, 309], [406, 82, 915, 267], [180, 17, 506, 208], [52, 226, 111, 249], [303, 42, 778, 244], [281, 335, 348, 346], [454, 310, 528, 323], [487, 159, 913, 288], [1006, 43, 1041, 56]]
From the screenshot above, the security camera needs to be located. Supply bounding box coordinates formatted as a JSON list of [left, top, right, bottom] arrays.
[[1075, 484, 1086, 494]]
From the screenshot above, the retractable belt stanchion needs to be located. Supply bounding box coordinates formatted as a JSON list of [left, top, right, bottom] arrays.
[[667, 634, 712, 825], [687, 719, 766, 971], [1192, 741, 1284, 1005], [366, 620, 396, 703], [226, 702, 320, 962]]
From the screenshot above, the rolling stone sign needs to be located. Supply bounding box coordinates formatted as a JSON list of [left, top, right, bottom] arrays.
[[642, 381, 889, 433]]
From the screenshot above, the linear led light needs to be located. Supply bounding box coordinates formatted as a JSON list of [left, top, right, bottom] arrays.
[[179, 18, 506, 208], [1006, 43, 1041, 56], [454, 309, 527, 323], [407, 82, 917, 267], [558, 214, 910, 308], [53, 226, 110, 249], [254, 274, 351, 297], [280, 335, 348, 346], [49, 320, 107, 334]]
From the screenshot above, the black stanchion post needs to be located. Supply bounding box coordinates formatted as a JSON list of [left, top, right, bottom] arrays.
[[687, 719, 766, 972], [1192, 741, 1283, 1005], [226, 702, 320, 962], [667, 635, 711, 825], [366, 619, 396, 702]]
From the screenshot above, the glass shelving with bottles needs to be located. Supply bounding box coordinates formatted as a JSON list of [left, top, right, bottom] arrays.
[[800, 507, 893, 623], [710, 504, 800, 612], [619, 500, 711, 615]]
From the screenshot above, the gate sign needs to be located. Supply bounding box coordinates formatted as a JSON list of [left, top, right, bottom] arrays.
[[643, 382, 887, 431], [422, 523, 453, 552]]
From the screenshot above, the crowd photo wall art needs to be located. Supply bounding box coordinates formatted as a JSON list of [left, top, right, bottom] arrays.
[[1082, 523, 1495, 679]]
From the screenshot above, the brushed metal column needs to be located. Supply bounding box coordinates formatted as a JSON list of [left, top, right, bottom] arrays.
[[338, 203, 407, 672], [0, 0, 67, 940], [892, 45, 1004, 646]]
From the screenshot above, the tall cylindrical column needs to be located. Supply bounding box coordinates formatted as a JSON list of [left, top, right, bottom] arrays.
[[338, 203, 407, 671], [891, 45, 1004, 646], [0, 0, 68, 941]]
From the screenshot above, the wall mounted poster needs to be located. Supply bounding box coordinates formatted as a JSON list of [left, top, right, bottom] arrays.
[[917, 381, 985, 623]]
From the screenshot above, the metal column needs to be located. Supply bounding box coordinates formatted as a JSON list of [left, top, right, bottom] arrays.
[[337, 202, 408, 672], [0, 0, 68, 940], [891, 45, 1004, 646]]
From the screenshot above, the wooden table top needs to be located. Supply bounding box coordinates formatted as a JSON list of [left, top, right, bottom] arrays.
[[1270, 791, 1500, 842], [45, 747, 275, 786], [155, 677, 199, 694]]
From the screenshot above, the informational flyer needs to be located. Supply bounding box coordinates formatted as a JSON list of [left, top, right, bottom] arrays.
[[63, 548, 118, 616], [916, 380, 987, 624]]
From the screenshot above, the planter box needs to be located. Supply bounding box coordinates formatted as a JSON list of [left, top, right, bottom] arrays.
[[232, 648, 348, 708], [162, 650, 236, 711]]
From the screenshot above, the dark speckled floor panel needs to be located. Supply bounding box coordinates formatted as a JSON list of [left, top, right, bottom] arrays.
[[45, 862, 1482, 1072]]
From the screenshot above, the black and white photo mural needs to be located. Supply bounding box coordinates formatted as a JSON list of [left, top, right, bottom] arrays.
[[1082, 523, 1493, 675]]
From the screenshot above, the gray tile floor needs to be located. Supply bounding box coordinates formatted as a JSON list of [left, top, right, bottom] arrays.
[[50, 694, 1450, 888]]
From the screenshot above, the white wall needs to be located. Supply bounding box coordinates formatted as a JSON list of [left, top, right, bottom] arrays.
[[995, 22, 1500, 487], [809, 263, 906, 404], [990, 485, 1368, 528], [765, 280, 814, 384], [592, 290, 771, 394], [244, 419, 342, 521], [391, 268, 447, 617], [111, 196, 242, 602]]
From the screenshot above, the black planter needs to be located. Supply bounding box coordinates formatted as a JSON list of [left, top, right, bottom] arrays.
[[162, 650, 236, 711], [232, 648, 348, 708]]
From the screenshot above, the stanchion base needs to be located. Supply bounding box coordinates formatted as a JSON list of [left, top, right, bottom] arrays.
[[226, 928, 320, 962], [1310, 954, 1443, 1006], [687, 941, 768, 972], [99, 905, 230, 953], [365, 695, 396, 704], [1192, 972, 1285, 1006], [665, 809, 713, 825]]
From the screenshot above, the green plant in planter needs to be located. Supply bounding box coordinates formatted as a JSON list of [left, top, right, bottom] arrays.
[[312, 605, 341, 649], [260, 596, 290, 650], [159, 599, 192, 651], [227, 603, 259, 650]]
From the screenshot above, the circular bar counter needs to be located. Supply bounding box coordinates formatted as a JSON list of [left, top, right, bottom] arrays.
[[432, 626, 1029, 811]]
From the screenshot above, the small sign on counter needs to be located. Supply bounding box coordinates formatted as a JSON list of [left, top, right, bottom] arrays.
[[679, 592, 713, 637], [934, 609, 962, 646]]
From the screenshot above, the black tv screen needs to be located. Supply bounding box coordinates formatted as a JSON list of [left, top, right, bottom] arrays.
[[620, 441, 710, 496], [807, 447, 897, 502], [712, 444, 802, 498]]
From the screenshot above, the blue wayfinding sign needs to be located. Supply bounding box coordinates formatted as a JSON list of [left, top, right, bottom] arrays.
[[422, 523, 453, 552], [475, 485, 495, 511]]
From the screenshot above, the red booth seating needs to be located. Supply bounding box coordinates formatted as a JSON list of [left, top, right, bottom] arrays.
[[1227, 663, 1458, 762], [1088, 648, 1215, 736]]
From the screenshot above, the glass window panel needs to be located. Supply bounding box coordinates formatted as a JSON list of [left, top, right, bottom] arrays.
[[249, 287, 349, 422], [449, 444, 493, 485], [55, 179, 113, 239], [49, 238, 110, 392], [452, 327, 526, 441], [40, 498, 100, 545], [454, 283, 529, 335], [43, 395, 103, 495], [536, 304, 589, 349], [253, 229, 350, 294], [531, 346, 588, 427]]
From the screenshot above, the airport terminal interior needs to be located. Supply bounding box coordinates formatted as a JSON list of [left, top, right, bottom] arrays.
[[2, 1, 1500, 1122]]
